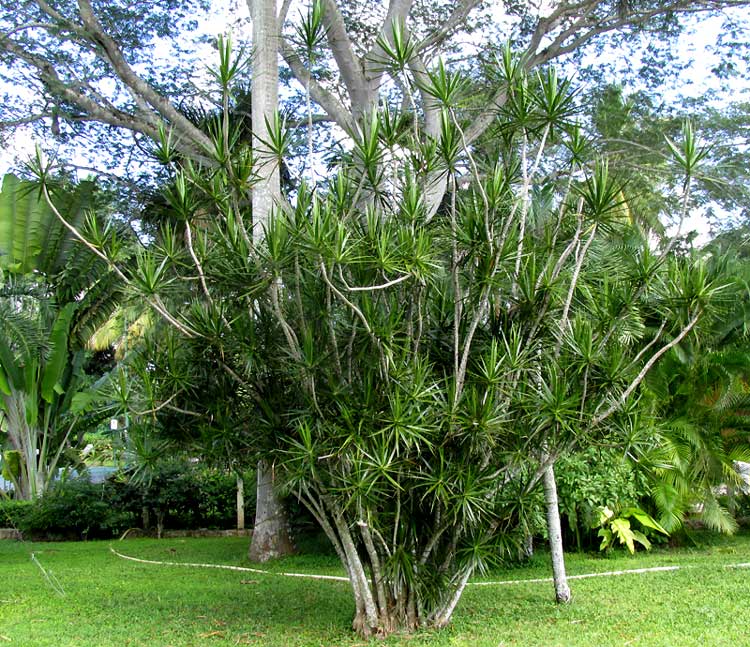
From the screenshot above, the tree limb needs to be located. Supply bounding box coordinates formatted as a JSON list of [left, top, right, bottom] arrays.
[[591, 308, 702, 427], [416, 0, 485, 54], [280, 38, 356, 132], [320, 0, 372, 117], [76, 0, 213, 153]]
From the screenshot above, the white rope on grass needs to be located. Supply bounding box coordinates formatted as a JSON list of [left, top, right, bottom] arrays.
[[471, 565, 681, 587], [109, 547, 750, 587], [109, 546, 350, 582], [31, 552, 66, 596]]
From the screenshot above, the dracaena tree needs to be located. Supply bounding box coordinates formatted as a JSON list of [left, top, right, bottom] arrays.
[[3, 0, 749, 567], [34, 35, 725, 634]]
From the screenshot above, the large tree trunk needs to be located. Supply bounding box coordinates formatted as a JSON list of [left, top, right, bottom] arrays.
[[543, 461, 571, 603], [246, 0, 294, 562], [248, 460, 294, 561]]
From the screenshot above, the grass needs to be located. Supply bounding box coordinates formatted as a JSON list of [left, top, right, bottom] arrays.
[[1, 531, 749, 646]]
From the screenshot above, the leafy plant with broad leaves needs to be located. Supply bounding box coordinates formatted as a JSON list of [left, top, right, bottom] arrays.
[[0, 174, 126, 499], [596, 505, 668, 554], [555, 448, 647, 551]]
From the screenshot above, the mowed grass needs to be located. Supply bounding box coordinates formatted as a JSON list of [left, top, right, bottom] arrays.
[[1, 531, 750, 646]]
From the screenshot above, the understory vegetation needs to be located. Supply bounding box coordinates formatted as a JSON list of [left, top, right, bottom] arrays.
[[0, 465, 256, 540]]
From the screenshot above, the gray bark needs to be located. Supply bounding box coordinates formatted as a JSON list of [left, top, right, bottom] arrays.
[[433, 568, 472, 628], [250, 0, 282, 237], [246, 0, 294, 562], [543, 461, 571, 603], [521, 533, 534, 558], [320, 0, 374, 120], [248, 460, 294, 562]]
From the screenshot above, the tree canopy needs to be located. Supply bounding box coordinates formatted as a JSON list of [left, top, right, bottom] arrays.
[[2, 1, 749, 183]]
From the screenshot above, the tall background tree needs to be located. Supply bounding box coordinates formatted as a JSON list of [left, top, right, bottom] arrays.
[[2, 1, 749, 187], [246, 0, 295, 562]]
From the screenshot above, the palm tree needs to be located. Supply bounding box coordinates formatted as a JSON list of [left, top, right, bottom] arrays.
[[640, 246, 750, 533]]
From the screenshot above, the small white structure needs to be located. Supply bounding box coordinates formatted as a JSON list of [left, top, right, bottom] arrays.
[[0, 474, 13, 493], [735, 461, 750, 495]]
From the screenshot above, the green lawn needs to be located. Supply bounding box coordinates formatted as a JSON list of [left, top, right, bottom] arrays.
[[1, 531, 749, 646]]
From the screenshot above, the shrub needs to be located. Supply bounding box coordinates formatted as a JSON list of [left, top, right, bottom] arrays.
[[197, 469, 255, 529], [2, 464, 258, 540], [0, 498, 33, 529], [109, 463, 257, 535], [16, 479, 135, 540], [556, 448, 649, 551]]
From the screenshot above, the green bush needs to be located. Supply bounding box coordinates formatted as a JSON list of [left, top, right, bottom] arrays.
[[16, 479, 135, 540], [556, 448, 649, 551], [110, 463, 255, 534], [197, 469, 256, 528], [2, 464, 258, 540], [0, 498, 33, 529]]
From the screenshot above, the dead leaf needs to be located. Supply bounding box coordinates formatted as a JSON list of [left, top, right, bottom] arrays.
[[240, 579, 259, 585], [198, 631, 226, 639]]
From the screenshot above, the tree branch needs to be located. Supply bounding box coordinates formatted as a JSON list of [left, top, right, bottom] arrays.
[[464, 0, 750, 148], [76, 0, 213, 154], [363, 0, 414, 92], [591, 308, 702, 427], [416, 0, 485, 54], [320, 0, 372, 117], [280, 37, 356, 132]]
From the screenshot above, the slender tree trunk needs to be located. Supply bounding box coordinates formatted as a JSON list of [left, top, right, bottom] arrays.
[[521, 533, 534, 559], [236, 473, 245, 530], [248, 460, 294, 561], [156, 509, 164, 539], [543, 461, 571, 603], [246, 0, 294, 562]]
